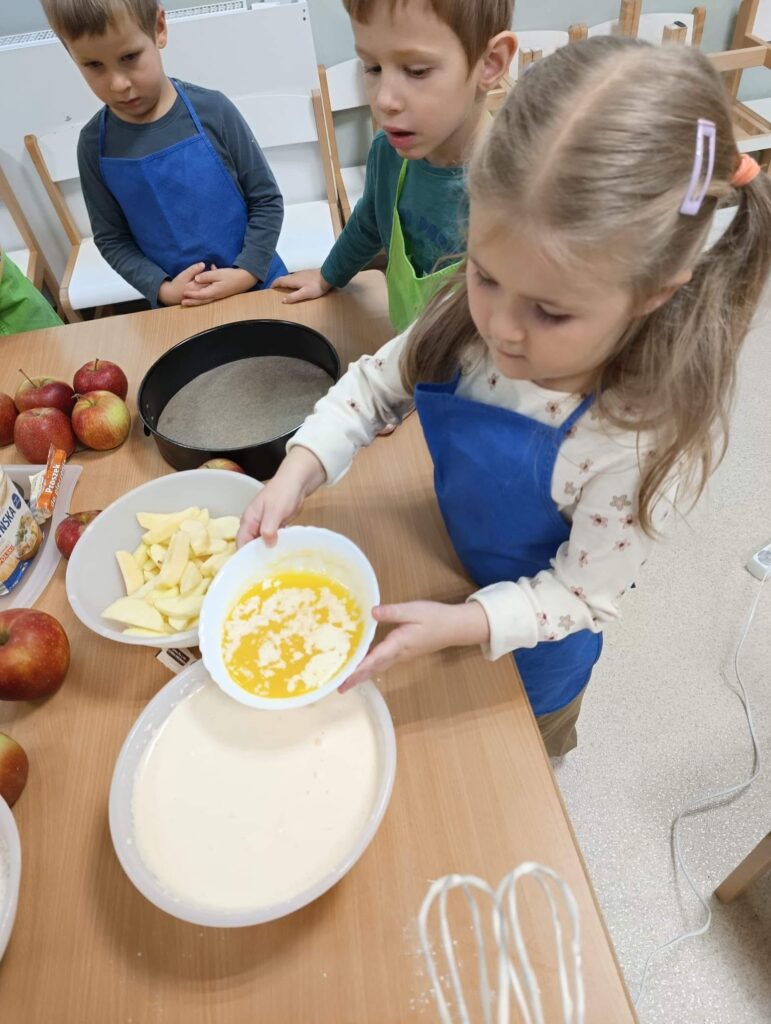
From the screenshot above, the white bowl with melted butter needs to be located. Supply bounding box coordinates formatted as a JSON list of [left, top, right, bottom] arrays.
[[109, 660, 395, 926], [199, 526, 379, 709]]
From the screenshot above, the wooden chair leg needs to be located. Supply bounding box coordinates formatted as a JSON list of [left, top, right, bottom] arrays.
[[715, 833, 771, 902], [59, 286, 82, 324]]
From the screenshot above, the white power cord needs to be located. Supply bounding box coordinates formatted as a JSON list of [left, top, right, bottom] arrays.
[[418, 864, 584, 1024], [634, 562, 771, 1008]]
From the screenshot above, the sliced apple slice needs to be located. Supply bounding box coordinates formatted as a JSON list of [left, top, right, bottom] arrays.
[[123, 627, 171, 637], [207, 516, 240, 540], [157, 531, 190, 586], [201, 551, 231, 577], [142, 508, 201, 546], [149, 543, 167, 567], [146, 586, 179, 607], [132, 543, 150, 568], [167, 615, 190, 632], [102, 597, 166, 632], [155, 592, 205, 618], [115, 550, 144, 596], [179, 560, 202, 595]]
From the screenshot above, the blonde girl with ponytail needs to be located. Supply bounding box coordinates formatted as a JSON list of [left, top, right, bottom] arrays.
[[238, 37, 771, 756]]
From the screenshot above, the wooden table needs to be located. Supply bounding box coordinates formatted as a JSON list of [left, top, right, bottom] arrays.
[[0, 273, 636, 1023]]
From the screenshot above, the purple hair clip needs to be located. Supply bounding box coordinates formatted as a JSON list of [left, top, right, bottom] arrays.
[[680, 118, 716, 216]]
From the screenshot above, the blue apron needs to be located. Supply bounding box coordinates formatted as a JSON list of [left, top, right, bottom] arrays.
[[98, 80, 285, 287], [414, 374, 603, 716]]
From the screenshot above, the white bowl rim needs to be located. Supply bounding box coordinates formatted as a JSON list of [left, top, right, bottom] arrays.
[[108, 659, 396, 927], [198, 524, 380, 710], [65, 469, 263, 649], [0, 796, 22, 961]]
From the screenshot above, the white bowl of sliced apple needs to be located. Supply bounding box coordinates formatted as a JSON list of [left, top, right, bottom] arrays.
[[65, 470, 263, 648]]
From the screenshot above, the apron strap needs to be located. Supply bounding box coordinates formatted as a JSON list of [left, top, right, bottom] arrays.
[[98, 105, 107, 154], [558, 393, 594, 439], [394, 159, 409, 202], [169, 79, 206, 136]]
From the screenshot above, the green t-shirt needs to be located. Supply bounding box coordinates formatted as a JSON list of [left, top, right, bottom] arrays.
[[321, 131, 467, 289], [0, 254, 62, 336]]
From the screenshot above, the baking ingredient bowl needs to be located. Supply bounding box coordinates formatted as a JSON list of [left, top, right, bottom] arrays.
[[66, 470, 263, 648], [0, 796, 21, 961], [199, 525, 379, 709], [109, 660, 396, 926]]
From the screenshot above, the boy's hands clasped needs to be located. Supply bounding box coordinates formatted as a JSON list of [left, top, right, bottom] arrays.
[[159, 263, 257, 307], [237, 447, 491, 692]]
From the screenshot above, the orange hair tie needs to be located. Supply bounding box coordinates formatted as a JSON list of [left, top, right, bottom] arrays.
[[731, 153, 761, 188]]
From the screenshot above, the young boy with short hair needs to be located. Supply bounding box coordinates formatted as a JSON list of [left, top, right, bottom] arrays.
[[41, 0, 286, 308], [274, 0, 516, 330]]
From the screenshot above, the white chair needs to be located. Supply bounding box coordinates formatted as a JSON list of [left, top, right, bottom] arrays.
[[232, 90, 341, 273], [318, 59, 374, 223], [0, 163, 58, 302], [25, 125, 143, 322]]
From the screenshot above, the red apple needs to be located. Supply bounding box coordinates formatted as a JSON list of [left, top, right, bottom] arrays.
[[0, 392, 17, 446], [14, 407, 76, 462], [71, 391, 130, 450], [14, 373, 75, 415], [0, 733, 29, 807], [73, 359, 128, 401], [0, 609, 70, 701], [198, 459, 245, 473], [55, 510, 101, 559]]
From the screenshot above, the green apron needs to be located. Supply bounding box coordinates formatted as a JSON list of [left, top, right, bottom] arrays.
[[385, 160, 461, 332], [0, 253, 62, 336]]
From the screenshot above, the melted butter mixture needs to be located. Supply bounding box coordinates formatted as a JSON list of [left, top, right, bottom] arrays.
[[222, 571, 364, 698]]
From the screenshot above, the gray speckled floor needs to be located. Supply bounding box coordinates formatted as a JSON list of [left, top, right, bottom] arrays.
[[553, 304, 771, 1024]]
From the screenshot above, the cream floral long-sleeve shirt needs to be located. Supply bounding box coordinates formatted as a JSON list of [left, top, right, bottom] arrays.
[[287, 331, 674, 662]]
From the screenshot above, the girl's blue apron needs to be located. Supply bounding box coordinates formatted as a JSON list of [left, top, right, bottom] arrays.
[[98, 80, 285, 288], [414, 374, 602, 715]]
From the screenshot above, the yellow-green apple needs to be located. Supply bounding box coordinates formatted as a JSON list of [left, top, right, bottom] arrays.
[[0, 609, 70, 701], [71, 391, 130, 450], [0, 733, 29, 807], [73, 359, 128, 400], [14, 407, 76, 461], [198, 459, 245, 473], [0, 392, 17, 446], [55, 510, 101, 559], [14, 372, 75, 415]]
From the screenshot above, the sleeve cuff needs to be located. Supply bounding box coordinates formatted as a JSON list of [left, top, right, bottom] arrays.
[[467, 582, 539, 661]]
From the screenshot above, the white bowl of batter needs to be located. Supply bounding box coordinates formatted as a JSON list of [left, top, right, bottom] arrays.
[[109, 660, 396, 926]]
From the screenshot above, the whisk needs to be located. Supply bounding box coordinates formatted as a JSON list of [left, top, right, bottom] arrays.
[[418, 863, 584, 1024]]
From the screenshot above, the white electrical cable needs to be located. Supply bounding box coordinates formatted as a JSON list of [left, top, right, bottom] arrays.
[[418, 864, 584, 1024], [634, 562, 771, 1008]]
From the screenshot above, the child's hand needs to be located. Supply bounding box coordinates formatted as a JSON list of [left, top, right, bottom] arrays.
[[340, 600, 491, 692], [181, 265, 257, 306], [236, 446, 327, 548], [158, 262, 207, 306], [271, 269, 332, 304]]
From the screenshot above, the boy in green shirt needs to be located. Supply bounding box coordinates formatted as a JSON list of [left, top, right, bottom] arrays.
[[274, 0, 516, 331]]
